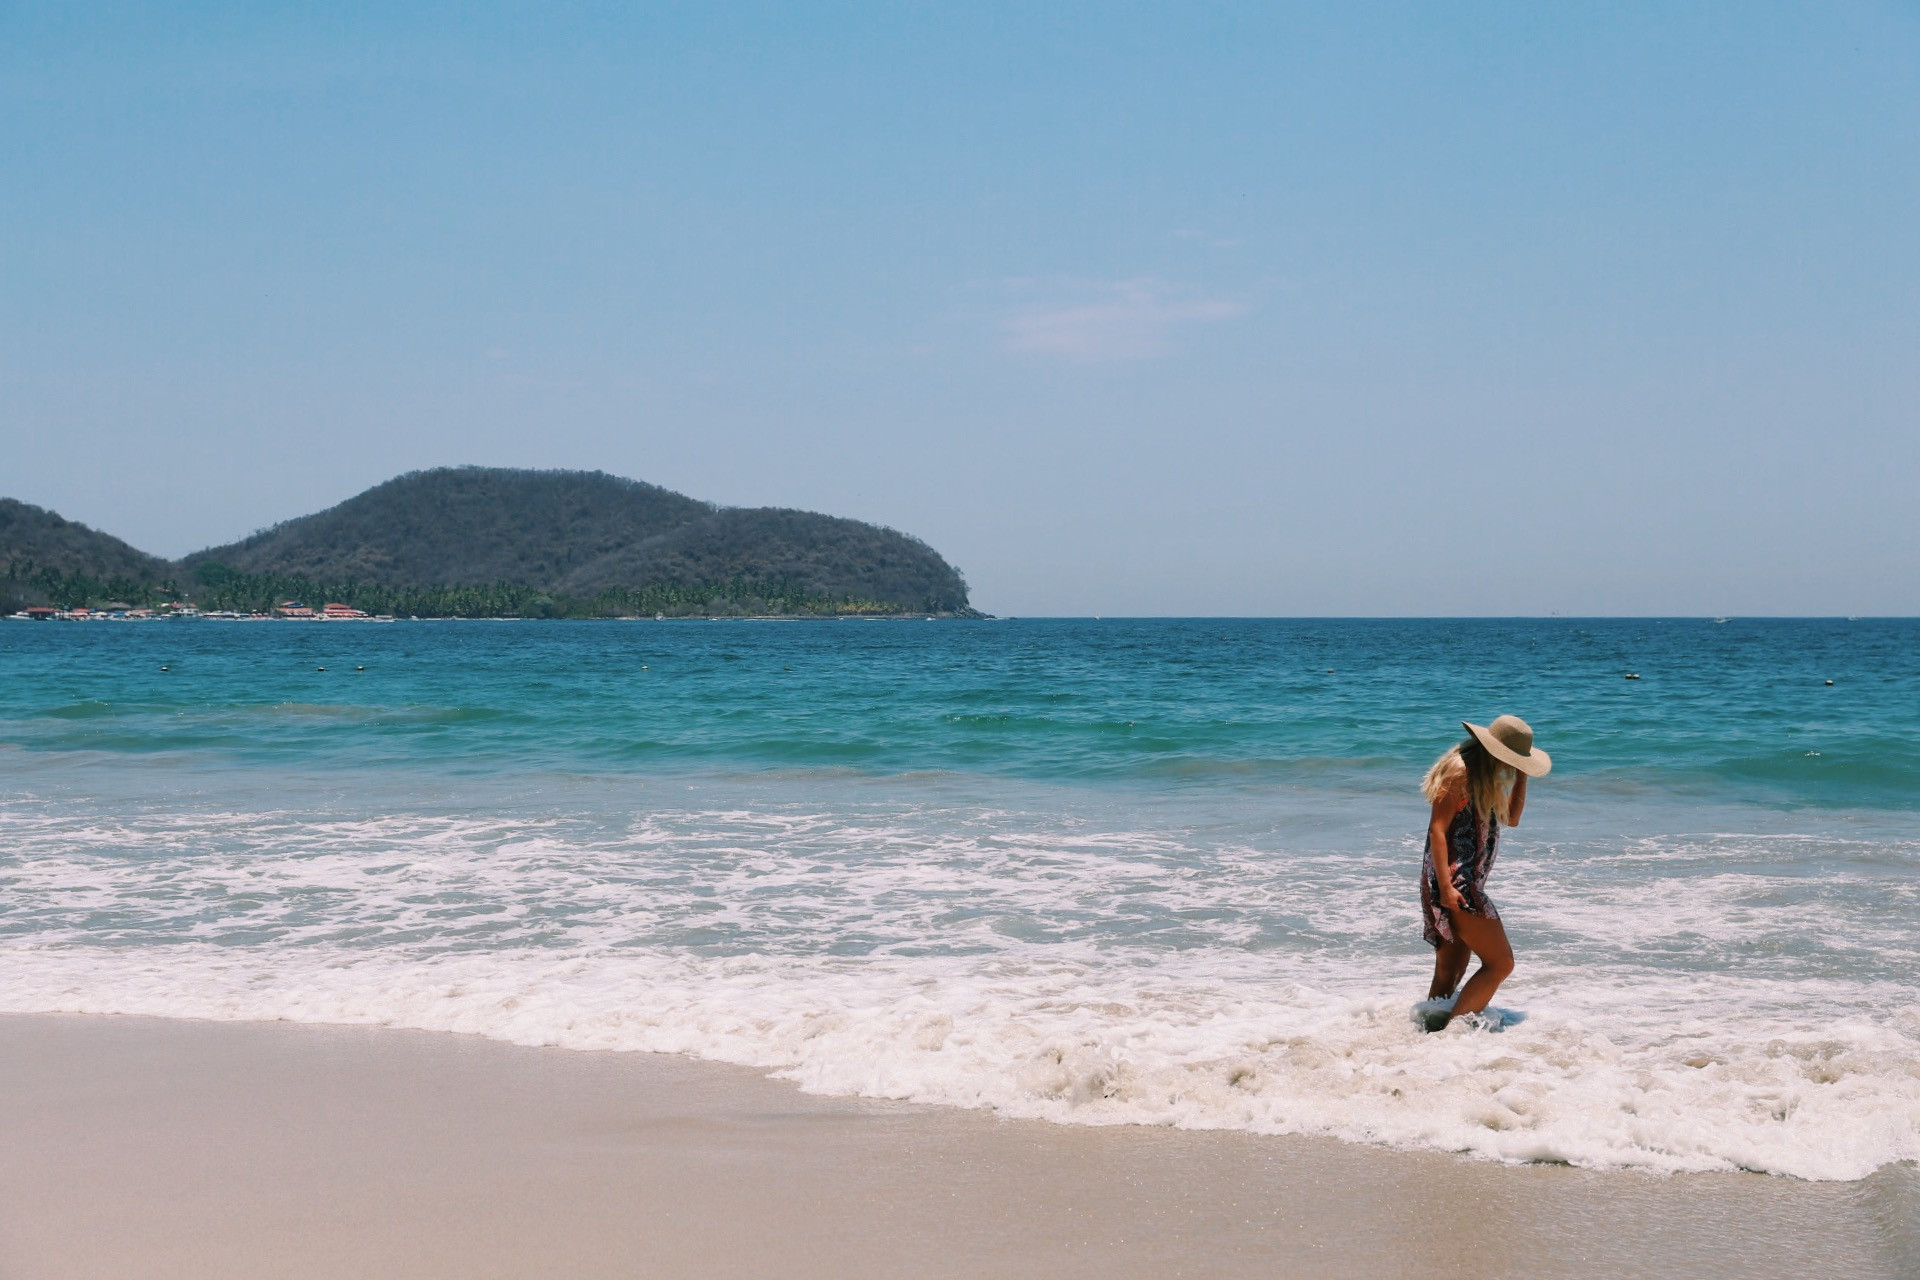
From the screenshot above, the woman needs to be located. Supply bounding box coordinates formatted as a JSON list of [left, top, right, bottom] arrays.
[[1418, 715, 1550, 1032]]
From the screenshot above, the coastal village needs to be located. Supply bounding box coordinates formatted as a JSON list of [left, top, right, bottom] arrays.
[[9, 601, 386, 622]]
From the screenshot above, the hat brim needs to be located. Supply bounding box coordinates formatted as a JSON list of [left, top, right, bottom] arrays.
[[1463, 721, 1552, 777]]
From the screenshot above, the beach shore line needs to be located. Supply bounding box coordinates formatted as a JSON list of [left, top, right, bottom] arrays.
[[1, 1013, 1911, 1279]]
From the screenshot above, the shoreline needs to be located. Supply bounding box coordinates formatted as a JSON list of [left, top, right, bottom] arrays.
[[4, 611, 987, 622], [1, 1013, 1912, 1279]]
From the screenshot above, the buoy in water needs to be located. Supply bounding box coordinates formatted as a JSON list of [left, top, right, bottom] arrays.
[[1625, 673, 1641, 680], [1825, 679, 1835, 686], [160, 666, 169, 672], [356, 666, 366, 672], [316, 667, 326, 672]]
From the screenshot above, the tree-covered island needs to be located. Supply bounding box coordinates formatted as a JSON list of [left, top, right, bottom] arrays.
[[2, 469, 978, 619]]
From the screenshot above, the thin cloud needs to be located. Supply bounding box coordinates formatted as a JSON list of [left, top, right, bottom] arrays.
[[1003, 280, 1244, 362]]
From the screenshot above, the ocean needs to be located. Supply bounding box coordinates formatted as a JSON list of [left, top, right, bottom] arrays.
[[2, 617, 1915, 1181]]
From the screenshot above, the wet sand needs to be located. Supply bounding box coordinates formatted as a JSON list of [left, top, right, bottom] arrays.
[[0, 1013, 1911, 1279]]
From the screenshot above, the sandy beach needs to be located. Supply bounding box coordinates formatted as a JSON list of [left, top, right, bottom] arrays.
[[0, 1013, 1910, 1279]]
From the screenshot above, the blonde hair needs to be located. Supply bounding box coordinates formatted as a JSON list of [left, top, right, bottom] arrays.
[[1421, 738, 1516, 823]]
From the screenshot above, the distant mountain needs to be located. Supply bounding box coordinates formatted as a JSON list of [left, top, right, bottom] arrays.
[[1, 499, 174, 611], [1, 469, 974, 616], [181, 468, 973, 615], [182, 469, 713, 588], [0, 499, 171, 581]]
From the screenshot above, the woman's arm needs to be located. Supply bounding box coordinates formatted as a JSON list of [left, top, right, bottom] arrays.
[[1508, 773, 1528, 827], [1428, 761, 1467, 910], [1428, 800, 1464, 910]]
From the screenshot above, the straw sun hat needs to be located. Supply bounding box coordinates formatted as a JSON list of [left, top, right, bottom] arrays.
[[1464, 714, 1552, 777]]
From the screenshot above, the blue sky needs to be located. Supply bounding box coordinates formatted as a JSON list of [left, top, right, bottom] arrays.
[[4, 2, 1916, 614]]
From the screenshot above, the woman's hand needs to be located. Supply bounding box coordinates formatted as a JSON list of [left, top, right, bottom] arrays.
[[1439, 882, 1465, 912]]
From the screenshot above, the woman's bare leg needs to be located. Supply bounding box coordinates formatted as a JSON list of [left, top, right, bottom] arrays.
[[1447, 910, 1515, 1018], [1428, 938, 1470, 1000]]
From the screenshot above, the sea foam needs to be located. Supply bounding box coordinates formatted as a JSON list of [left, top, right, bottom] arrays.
[[1, 796, 1915, 1182], [1, 941, 1914, 1181]]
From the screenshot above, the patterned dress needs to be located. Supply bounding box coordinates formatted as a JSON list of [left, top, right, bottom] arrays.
[[1421, 803, 1500, 948]]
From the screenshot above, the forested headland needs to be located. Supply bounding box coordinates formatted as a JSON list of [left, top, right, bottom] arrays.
[[2, 469, 977, 618]]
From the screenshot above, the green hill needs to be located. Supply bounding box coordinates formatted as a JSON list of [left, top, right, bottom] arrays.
[[181, 468, 974, 617], [1, 499, 175, 612], [181, 469, 712, 588], [3, 469, 975, 617]]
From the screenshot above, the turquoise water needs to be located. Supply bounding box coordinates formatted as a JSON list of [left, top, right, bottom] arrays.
[[7, 618, 1914, 797], [2, 617, 1916, 1178]]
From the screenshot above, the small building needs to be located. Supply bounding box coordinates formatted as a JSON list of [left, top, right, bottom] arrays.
[[25, 607, 57, 620], [322, 603, 370, 619], [275, 601, 316, 619]]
